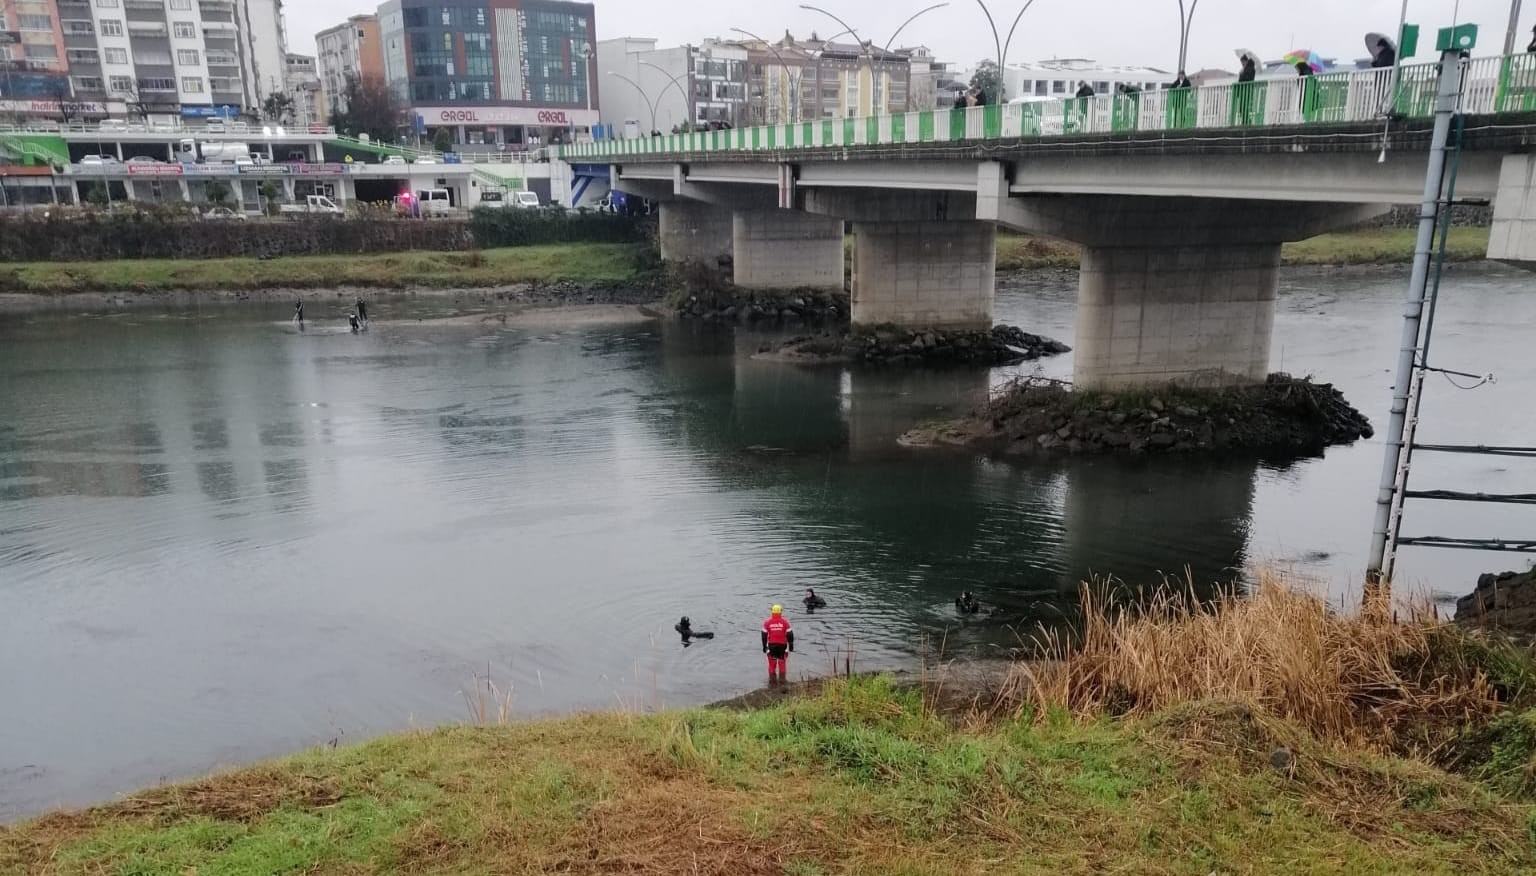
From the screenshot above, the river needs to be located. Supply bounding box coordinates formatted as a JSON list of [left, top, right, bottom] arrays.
[[2, 263, 1534, 819]]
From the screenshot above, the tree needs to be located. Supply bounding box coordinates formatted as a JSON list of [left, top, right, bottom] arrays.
[[116, 81, 152, 122], [431, 126, 453, 153], [204, 180, 231, 206], [258, 180, 282, 216], [969, 60, 1002, 106], [261, 92, 295, 124], [85, 182, 109, 206], [330, 73, 406, 143]]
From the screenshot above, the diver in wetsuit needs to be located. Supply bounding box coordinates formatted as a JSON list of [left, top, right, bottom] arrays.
[[803, 588, 827, 611], [675, 616, 714, 647], [955, 591, 980, 614]]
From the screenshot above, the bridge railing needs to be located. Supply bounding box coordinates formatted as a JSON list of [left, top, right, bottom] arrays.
[[562, 53, 1534, 163]]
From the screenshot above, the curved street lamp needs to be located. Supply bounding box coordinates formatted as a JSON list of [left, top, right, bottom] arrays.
[[730, 26, 802, 123], [798, 4, 950, 112], [972, 0, 1043, 103], [606, 70, 658, 133], [1175, 0, 1201, 74], [638, 60, 693, 130]]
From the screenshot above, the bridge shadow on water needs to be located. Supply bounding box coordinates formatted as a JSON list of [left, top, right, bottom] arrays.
[[637, 321, 1269, 652]]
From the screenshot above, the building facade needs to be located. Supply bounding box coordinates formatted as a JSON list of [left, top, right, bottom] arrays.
[[0, 0, 70, 104], [2, 0, 293, 122], [315, 13, 384, 115], [284, 52, 321, 128], [595, 37, 745, 134], [1002, 59, 1170, 101], [378, 0, 598, 147], [737, 33, 912, 124]]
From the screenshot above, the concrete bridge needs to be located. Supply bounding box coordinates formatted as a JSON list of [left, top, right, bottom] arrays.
[[563, 53, 1536, 389]]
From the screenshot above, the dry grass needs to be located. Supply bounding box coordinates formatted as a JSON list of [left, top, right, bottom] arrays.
[[1011, 569, 1506, 757]]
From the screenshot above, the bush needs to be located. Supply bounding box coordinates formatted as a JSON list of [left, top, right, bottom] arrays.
[[468, 206, 649, 248]]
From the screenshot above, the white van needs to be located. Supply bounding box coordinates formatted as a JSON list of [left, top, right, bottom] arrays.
[[415, 188, 453, 216]]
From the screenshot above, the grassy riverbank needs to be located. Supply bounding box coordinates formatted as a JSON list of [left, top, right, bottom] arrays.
[[0, 227, 1493, 298], [0, 243, 648, 295], [5, 581, 1535, 875]]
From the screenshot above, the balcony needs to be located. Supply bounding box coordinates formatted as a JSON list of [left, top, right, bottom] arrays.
[[126, 0, 166, 9], [127, 23, 169, 38]]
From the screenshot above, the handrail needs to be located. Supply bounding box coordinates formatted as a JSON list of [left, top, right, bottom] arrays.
[[559, 52, 1536, 161]]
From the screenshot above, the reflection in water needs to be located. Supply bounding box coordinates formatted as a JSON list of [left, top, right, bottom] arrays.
[[3, 264, 1534, 819]]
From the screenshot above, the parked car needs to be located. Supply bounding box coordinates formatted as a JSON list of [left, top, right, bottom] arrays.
[[415, 188, 452, 216], [412, 156, 437, 165], [98, 119, 128, 132], [78, 154, 119, 166], [124, 155, 165, 165], [381, 155, 407, 166], [201, 206, 246, 221], [278, 195, 344, 216], [513, 191, 541, 209]]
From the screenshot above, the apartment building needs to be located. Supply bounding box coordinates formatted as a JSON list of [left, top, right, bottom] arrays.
[[596, 37, 747, 133], [314, 13, 383, 114]]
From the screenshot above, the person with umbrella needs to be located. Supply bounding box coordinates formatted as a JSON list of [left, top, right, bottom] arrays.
[[1368, 33, 1396, 69]]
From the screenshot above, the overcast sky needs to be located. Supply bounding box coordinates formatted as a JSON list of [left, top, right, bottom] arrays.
[[286, 0, 1532, 75]]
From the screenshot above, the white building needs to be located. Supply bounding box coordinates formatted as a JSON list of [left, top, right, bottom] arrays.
[[1002, 59, 1171, 101], [47, 0, 290, 122], [596, 38, 747, 134], [284, 53, 322, 128]]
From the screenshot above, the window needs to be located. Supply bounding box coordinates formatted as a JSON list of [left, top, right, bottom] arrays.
[[99, 19, 123, 36], [169, 0, 192, 8], [173, 22, 196, 39], [67, 21, 94, 34], [137, 77, 175, 91], [24, 45, 59, 61], [67, 50, 100, 65], [108, 74, 134, 93], [74, 76, 104, 91], [176, 49, 199, 66], [181, 77, 204, 93], [96, 0, 118, 6], [1052, 80, 1065, 94], [1094, 80, 1108, 93], [18, 14, 52, 31], [104, 47, 128, 64], [1034, 80, 1048, 96]]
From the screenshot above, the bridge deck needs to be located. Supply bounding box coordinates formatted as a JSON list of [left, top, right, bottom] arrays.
[[565, 54, 1536, 164]]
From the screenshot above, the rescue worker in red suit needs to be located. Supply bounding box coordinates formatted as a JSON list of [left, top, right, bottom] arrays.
[[761, 604, 794, 681]]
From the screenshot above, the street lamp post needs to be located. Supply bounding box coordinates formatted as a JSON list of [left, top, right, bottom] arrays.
[[1504, 0, 1525, 56], [607, 71, 659, 133], [730, 27, 802, 124], [798, 4, 951, 113], [638, 60, 693, 131], [1175, 0, 1201, 74], [971, 0, 1042, 104]]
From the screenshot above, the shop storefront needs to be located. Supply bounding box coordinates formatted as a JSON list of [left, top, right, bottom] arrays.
[[412, 106, 599, 148]]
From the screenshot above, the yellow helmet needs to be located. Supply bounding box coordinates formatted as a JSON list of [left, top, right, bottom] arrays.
[[771, 604, 783, 615]]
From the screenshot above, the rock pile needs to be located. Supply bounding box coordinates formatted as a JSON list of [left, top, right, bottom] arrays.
[[768, 324, 1071, 367], [1456, 570, 1536, 638], [676, 290, 848, 324], [904, 373, 1374, 457]]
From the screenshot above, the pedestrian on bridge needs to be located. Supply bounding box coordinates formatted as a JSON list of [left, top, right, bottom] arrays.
[[1075, 81, 1095, 99], [1528, 25, 1535, 53], [1169, 70, 1192, 89]]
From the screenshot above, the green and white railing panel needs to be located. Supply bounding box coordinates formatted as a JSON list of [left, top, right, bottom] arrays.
[[563, 54, 1535, 162]]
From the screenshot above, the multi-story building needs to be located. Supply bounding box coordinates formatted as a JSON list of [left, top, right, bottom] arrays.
[[737, 32, 912, 124], [595, 37, 745, 134], [17, 0, 293, 122], [0, 0, 70, 106], [284, 51, 321, 127], [377, 0, 598, 147], [315, 13, 383, 115]]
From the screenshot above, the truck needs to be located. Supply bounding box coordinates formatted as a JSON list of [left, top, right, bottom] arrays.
[[279, 195, 343, 216], [178, 138, 253, 164]]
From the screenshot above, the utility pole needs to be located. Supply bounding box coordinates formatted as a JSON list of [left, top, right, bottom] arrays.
[[1504, 0, 1525, 55], [1366, 47, 1466, 586]]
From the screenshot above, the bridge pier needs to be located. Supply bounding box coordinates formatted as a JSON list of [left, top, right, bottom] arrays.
[[992, 194, 1382, 389], [850, 221, 996, 331], [657, 201, 732, 266], [732, 210, 844, 290]]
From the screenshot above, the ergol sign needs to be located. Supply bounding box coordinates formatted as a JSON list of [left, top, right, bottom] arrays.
[[416, 105, 598, 128]]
